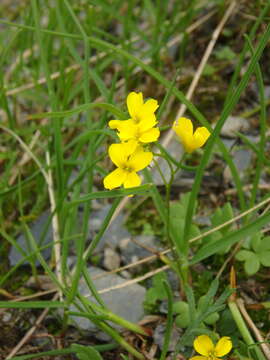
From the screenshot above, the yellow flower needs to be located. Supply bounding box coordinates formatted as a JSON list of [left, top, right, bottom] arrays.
[[173, 117, 210, 153], [109, 92, 160, 143], [190, 335, 232, 360], [103, 141, 153, 190]]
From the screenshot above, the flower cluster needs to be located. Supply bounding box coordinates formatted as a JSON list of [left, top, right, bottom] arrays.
[[104, 92, 160, 190], [103, 91, 211, 190], [190, 335, 232, 360]]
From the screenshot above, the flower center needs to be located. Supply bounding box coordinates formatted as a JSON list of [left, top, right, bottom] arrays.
[[123, 166, 133, 173], [207, 350, 217, 360], [133, 115, 141, 124]]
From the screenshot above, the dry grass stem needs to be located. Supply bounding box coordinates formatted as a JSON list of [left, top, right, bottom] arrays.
[[45, 151, 63, 300]]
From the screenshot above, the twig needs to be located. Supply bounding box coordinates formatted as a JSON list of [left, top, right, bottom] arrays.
[[92, 265, 169, 296], [9, 129, 41, 185], [5, 45, 38, 83]]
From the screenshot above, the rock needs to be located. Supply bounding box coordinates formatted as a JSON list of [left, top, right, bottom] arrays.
[[9, 211, 52, 266], [195, 216, 211, 227], [222, 138, 236, 149], [103, 247, 121, 271], [224, 148, 252, 181], [220, 116, 249, 138], [70, 266, 146, 332], [88, 205, 131, 253], [119, 235, 161, 271], [26, 275, 55, 291], [165, 269, 180, 292], [264, 86, 270, 99], [153, 323, 182, 352]]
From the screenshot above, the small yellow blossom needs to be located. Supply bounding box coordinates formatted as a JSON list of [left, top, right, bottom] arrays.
[[173, 117, 210, 153], [190, 335, 232, 360], [109, 92, 160, 143], [103, 141, 153, 190]]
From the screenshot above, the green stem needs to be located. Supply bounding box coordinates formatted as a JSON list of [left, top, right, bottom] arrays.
[[228, 301, 266, 360], [160, 280, 174, 360], [90, 302, 148, 336]]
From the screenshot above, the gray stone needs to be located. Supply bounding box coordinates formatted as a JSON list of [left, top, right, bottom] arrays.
[[9, 211, 52, 266], [264, 86, 270, 99], [70, 266, 146, 332], [153, 323, 182, 352], [224, 148, 252, 181], [119, 235, 160, 269], [88, 205, 130, 253], [220, 116, 249, 138], [103, 247, 121, 271], [222, 138, 236, 150]]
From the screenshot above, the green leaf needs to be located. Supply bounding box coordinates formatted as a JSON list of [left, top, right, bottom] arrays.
[[211, 203, 234, 235], [203, 64, 216, 76], [257, 236, 270, 251], [170, 202, 185, 219], [197, 295, 213, 310], [175, 312, 190, 328], [170, 193, 200, 253], [144, 272, 168, 309], [244, 253, 260, 275], [258, 251, 270, 267], [215, 46, 237, 61], [204, 312, 219, 325], [190, 210, 270, 265], [218, 309, 238, 335], [0, 301, 63, 309], [251, 233, 262, 252], [172, 301, 189, 314], [71, 344, 103, 360], [71, 184, 153, 203], [30, 102, 127, 120], [235, 250, 254, 261]]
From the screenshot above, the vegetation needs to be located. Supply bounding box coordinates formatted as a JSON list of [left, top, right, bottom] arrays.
[[1, 1, 270, 359]]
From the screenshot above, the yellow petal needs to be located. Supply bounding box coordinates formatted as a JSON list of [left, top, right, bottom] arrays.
[[141, 98, 159, 113], [194, 335, 215, 356], [109, 119, 134, 131], [124, 139, 139, 153], [214, 337, 232, 357], [173, 117, 193, 139], [127, 92, 143, 118], [117, 123, 139, 142], [137, 112, 157, 131], [128, 150, 153, 172], [103, 168, 127, 190], [189, 357, 207, 360], [108, 119, 122, 129], [123, 171, 141, 188], [173, 117, 195, 153], [108, 143, 131, 167], [139, 127, 160, 143], [193, 127, 211, 149]]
